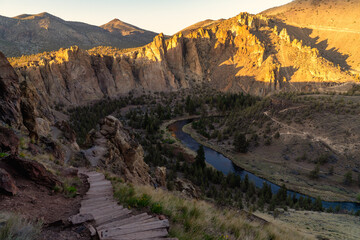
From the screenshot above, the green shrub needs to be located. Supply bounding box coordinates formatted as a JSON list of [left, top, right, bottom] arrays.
[[0, 153, 8, 158], [151, 202, 163, 214], [0, 212, 42, 240], [137, 194, 152, 208], [64, 185, 77, 198]]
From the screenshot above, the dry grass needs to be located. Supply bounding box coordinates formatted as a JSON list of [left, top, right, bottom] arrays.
[[256, 210, 360, 240], [0, 212, 42, 240], [112, 181, 309, 240]]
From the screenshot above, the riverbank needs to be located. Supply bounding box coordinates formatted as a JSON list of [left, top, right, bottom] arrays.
[[180, 122, 357, 202]]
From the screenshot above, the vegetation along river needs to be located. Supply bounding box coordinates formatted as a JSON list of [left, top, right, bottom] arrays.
[[169, 119, 360, 212]]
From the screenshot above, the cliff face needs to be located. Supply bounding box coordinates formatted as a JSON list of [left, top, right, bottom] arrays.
[[263, 0, 360, 72], [84, 116, 150, 184], [12, 13, 356, 108], [0, 52, 22, 127]]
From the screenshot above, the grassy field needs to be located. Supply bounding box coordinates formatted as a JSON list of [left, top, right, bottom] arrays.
[[256, 210, 360, 240]]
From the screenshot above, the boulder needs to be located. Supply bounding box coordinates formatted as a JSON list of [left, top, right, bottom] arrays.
[[155, 167, 167, 187], [174, 178, 200, 198], [84, 116, 150, 184], [0, 126, 19, 155], [0, 168, 18, 195], [3, 155, 62, 188]]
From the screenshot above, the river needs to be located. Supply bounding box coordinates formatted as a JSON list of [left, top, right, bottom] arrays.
[[169, 119, 360, 212]]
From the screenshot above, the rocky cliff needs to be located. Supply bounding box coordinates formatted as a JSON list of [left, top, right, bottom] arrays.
[[83, 116, 150, 184], [0, 52, 22, 127], [263, 0, 360, 72], [11, 12, 356, 109]]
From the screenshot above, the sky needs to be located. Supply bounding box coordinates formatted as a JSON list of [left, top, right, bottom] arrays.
[[0, 0, 292, 35]]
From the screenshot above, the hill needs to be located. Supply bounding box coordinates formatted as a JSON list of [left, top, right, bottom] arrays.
[[262, 0, 360, 72], [0, 12, 157, 57]]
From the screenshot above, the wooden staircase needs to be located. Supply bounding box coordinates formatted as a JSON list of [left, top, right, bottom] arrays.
[[76, 170, 176, 240]]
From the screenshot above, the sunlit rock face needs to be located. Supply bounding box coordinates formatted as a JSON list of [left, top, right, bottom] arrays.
[[13, 12, 356, 108]]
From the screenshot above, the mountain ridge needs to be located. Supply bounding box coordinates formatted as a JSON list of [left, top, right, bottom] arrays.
[[0, 12, 158, 57]]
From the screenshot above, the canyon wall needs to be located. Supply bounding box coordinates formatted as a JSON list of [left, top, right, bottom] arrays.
[[11, 13, 355, 109]]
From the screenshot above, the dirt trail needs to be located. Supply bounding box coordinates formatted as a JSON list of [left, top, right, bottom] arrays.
[[264, 111, 343, 154]]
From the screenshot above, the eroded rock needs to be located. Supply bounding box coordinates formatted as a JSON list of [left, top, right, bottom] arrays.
[[84, 116, 150, 184]]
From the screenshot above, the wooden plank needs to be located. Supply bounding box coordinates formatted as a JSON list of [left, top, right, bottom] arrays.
[[88, 175, 105, 181], [95, 209, 132, 226], [81, 202, 117, 210], [99, 220, 169, 238], [101, 228, 168, 240], [96, 213, 150, 231], [80, 203, 120, 214], [87, 185, 113, 190], [85, 205, 124, 219], [83, 193, 113, 200], [90, 181, 112, 187], [81, 197, 114, 205]]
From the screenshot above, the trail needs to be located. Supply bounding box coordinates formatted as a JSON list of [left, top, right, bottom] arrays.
[[264, 111, 343, 154], [70, 170, 175, 240]]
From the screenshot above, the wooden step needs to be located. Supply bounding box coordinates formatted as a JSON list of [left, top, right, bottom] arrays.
[[101, 228, 168, 240], [99, 220, 169, 239], [96, 213, 150, 231], [95, 208, 132, 226], [85, 205, 125, 219], [81, 197, 115, 206], [90, 181, 112, 187], [81, 203, 121, 214]]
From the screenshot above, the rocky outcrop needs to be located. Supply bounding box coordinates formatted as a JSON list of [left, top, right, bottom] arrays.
[[84, 116, 150, 184], [0, 126, 19, 155], [0, 168, 18, 195], [0, 52, 22, 127], [155, 167, 166, 187], [3, 155, 62, 188], [174, 178, 200, 198]]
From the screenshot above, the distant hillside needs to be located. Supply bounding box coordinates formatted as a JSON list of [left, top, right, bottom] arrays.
[[0, 12, 157, 57], [262, 0, 360, 72]]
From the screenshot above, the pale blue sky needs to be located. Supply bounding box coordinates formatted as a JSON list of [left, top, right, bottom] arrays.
[[0, 0, 292, 35]]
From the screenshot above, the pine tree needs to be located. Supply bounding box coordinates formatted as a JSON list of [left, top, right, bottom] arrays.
[[195, 145, 206, 169]]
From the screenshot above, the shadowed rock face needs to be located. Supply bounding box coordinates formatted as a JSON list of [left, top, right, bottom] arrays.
[[0, 126, 19, 155], [0, 52, 22, 127], [3, 155, 62, 188], [0, 168, 18, 196], [12, 13, 356, 109], [84, 116, 150, 184]]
